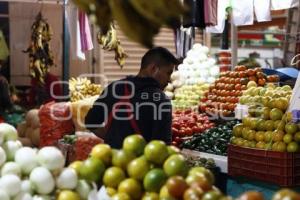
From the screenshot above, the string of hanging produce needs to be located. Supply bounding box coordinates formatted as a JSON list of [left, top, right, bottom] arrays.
[[97, 23, 128, 68], [73, 0, 186, 48], [23, 12, 55, 84]]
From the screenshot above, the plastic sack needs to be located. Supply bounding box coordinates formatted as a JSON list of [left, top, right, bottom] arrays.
[[39, 101, 74, 147]]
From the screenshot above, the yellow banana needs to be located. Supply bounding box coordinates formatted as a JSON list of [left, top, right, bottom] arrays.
[[108, 0, 160, 48]]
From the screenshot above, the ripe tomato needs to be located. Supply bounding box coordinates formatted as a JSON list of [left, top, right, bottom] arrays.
[[234, 78, 241, 84], [241, 85, 247, 90], [258, 78, 266, 86], [239, 71, 247, 78], [247, 69, 255, 76], [249, 76, 257, 82], [172, 127, 179, 135], [235, 84, 242, 90]]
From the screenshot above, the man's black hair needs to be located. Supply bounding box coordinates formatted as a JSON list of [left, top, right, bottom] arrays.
[[141, 47, 179, 69]]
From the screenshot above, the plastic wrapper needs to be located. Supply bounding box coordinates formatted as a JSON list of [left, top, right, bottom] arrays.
[[39, 101, 74, 147]]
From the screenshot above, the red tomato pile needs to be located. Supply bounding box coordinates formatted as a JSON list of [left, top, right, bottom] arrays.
[[199, 66, 278, 117], [172, 109, 214, 146]]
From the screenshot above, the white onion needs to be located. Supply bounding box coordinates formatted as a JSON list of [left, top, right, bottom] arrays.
[[0, 174, 21, 197], [76, 180, 93, 200], [15, 147, 38, 175], [193, 43, 202, 50], [3, 140, 22, 161], [207, 77, 216, 84], [56, 168, 78, 190], [21, 180, 33, 194], [0, 189, 9, 200], [0, 147, 6, 167], [210, 66, 220, 76], [30, 167, 55, 195], [199, 69, 209, 77], [32, 195, 51, 200], [37, 147, 65, 171], [0, 123, 18, 142], [1, 162, 21, 177], [14, 192, 33, 200]]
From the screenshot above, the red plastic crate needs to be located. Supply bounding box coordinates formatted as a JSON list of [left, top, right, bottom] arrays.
[[228, 144, 300, 187]]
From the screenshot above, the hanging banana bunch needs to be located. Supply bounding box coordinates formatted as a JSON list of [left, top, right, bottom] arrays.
[[97, 23, 128, 68], [23, 12, 55, 84], [69, 77, 102, 102], [73, 0, 187, 48]]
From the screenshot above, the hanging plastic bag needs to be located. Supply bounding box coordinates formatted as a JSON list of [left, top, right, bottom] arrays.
[[206, 0, 230, 33], [232, 0, 254, 26], [254, 0, 271, 22], [271, 0, 299, 10]]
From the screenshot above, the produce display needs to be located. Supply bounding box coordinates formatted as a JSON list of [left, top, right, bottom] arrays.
[[182, 120, 239, 156], [200, 66, 279, 117], [231, 83, 300, 152], [23, 12, 54, 84], [171, 83, 210, 110], [0, 123, 95, 200], [172, 110, 214, 147], [69, 77, 102, 102]]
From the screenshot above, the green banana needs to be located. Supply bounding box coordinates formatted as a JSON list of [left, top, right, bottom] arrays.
[[128, 0, 167, 25], [108, 0, 160, 48]]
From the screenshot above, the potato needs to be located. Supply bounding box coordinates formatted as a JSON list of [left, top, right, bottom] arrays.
[[17, 122, 27, 137]]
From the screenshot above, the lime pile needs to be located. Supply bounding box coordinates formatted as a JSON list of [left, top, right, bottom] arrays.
[[70, 134, 232, 200]]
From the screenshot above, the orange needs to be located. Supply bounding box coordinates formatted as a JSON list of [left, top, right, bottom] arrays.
[[285, 123, 298, 135], [144, 140, 169, 165], [142, 192, 159, 200], [201, 191, 222, 200], [57, 190, 80, 200], [255, 131, 265, 142], [256, 141, 265, 149], [233, 124, 243, 137], [127, 156, 150, 180], [112, 193, 131, 200], [166, 176, 188, 198], [189, 167, 215, 185], [273, 130, 285, 142], [143, 168, 167, 192], [283, 134, 293, 144], [167, 146, 180, 155], [112, 149, 135, 171], [270, 108, 283, 121], [163, 154, 188, 177], [90, 144, 112, 166], [237, 191, 264, 200], [79, 157, 105, 182], [287, 142, 299, 153], [247, 130, 256, 141], [103, 167, 126, 188], [123, 134, 146, 156], [294, 132, 300, 142], [265, 120, 274, 131], [277, 142, 287, 152], [183, 187, 204, 200], [68, 161, 82, 175], [264, 131, 272, 143], [159, 185, 176, 199], [186, 174, 212, 192], [118, 178, 142, 200]]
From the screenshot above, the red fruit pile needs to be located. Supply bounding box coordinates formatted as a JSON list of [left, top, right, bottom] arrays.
[[172, 109, 214, 146]]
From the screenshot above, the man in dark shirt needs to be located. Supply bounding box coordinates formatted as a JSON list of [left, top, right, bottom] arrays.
[[85, 47, 178, 148]]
